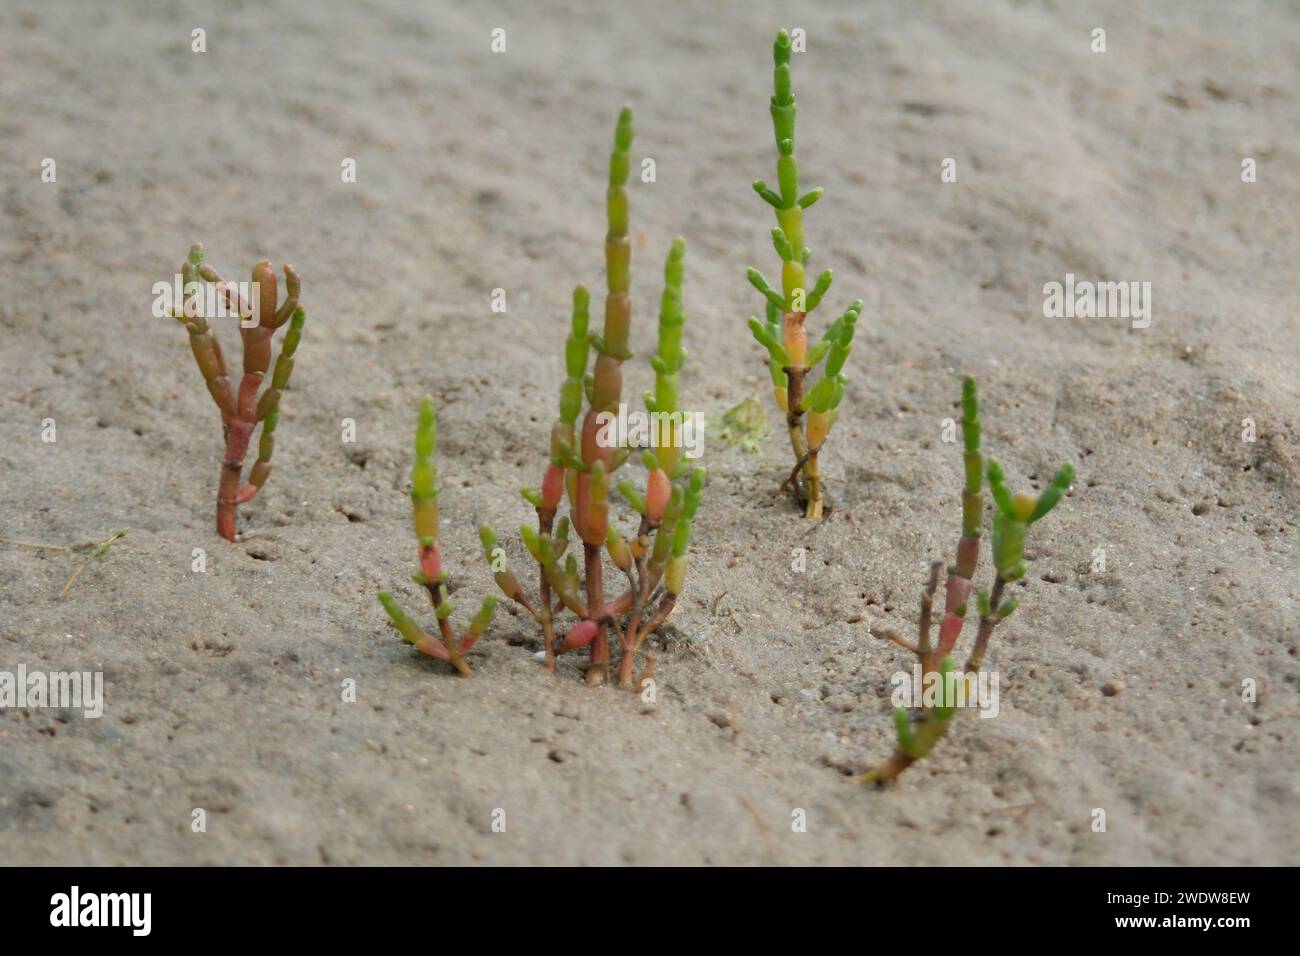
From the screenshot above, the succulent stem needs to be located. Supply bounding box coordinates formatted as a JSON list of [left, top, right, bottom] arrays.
[[376, 396, 498, 675], [862, 378, 1073, 783], [169, 246, 306, 541], [745, 33, 861, 518]]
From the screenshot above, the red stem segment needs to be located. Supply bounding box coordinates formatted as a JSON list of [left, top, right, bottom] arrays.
[[584, 542, 608, 684]]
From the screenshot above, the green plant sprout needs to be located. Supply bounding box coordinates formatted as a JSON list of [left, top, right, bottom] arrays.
[[861, 377, 1074, 783], [746, 29, 863, 520], [713, 396, 771, 453], [377, 396, 498, 676], [0, 528, 127, 600], [166, 244, 306, 541], [480, 107, 707, 687]]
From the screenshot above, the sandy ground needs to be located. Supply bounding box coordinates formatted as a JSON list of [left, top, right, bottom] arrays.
[[1, 0, 1297, 865]]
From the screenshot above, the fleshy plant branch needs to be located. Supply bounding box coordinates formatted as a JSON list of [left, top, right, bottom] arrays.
[[481, 108, 707, 687], [377, 396, 498, 676], [746, 29, 862, 520], [862, 377, 1074, 783], [167, 244, 306, 541]]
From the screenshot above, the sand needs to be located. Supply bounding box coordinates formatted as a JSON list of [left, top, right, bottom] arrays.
[[1, 0, 1296, 865]]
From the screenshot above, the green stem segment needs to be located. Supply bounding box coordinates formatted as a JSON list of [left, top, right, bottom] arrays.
[[646, 238, 686, 479], [239, 307, 306, 503], [376, 396, 499, 675]]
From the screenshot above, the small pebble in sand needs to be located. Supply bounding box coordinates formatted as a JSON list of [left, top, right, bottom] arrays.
[[1102, 680, 1124, 697]]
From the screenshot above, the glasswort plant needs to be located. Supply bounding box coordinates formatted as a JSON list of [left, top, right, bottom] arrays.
[[481, 107, 707, 687], [165, 244, 306, 541], [746, 29, 862, 520], [377, 396, 498, 675], [861, 378, 1074, 783]]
